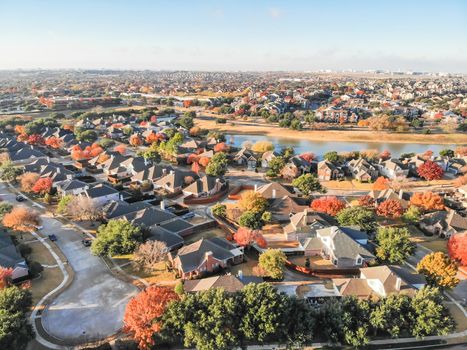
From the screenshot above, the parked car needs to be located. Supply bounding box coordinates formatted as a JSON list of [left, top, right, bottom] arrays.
[[48, 234, 58, 241], [182, 212, 195, 219], [15, 195, 25, 202], [82, 238, 92, 247]]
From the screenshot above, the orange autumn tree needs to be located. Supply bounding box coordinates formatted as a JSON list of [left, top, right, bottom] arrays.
[[45, 136, 63, 149], [357, 195, 375, 208], [3, 207, 40, 231], [145, 132, 159, 144], [123, 286, 179, 350], [448, 233, 467, 266], [198, 157, 210, 167], [32, 177, 53, 195], [17, 133, 28, 142], [234, 227, 268, 249], [376, 199, 404, 218], [129, 134, 143, 147], [311, 196, 346, 216], [410, 192, 444, 211], [27, 134, 45, 145], [373, 176, 390, 191], [299, 152, 316, 163], [379, 150, 391, 160], [187, 153, 199, 165], [14, 125, 25, 134]]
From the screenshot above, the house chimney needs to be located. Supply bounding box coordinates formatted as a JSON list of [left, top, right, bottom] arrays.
[[57, 167, 61, 174], [162, 168, 167, 175], [47, 156, 50, 162], [396, 277, 402, 291], [160, 199, 165, 211], [272, 189, 276, 199], [399, 190, 404, 200], [237, 269, 243, 281], [170, 170, 174, 175], [205, 251, 213, 259], [254, 184, 258, 192]]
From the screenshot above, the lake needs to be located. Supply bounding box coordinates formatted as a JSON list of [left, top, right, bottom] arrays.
[[226, 134, 462, 159]]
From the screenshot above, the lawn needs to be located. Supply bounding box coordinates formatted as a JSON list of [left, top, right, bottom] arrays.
[[408, 225, 448, 253], [184, 227, 227, 245], [445, 302, 467, 332], [121, 260, 177, 285]]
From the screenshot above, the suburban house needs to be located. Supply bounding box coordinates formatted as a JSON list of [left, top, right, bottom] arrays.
[[183, 175, 227, 198], [56, 179, 89, 196], [347, 158, 378, 182], [419, 210, 467, 238], [283, 209, 337, 241], [153, 170, 199, 193], [232, 147, 257, 170], [334, 265, 426, 299], [169, 237, 244, 279], [368, 188, 410, 208], [317, 160, 345, 181], [183, 274, 261, 293], [376, 159, 409, 179], [255, 182, 294, 199], [316, 226, 375, 268], [82, 183, 120, 206], [0, 235, 29, 282]]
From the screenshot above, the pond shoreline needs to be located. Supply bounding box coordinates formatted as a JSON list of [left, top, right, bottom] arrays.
[[195, 117, 467, 145]]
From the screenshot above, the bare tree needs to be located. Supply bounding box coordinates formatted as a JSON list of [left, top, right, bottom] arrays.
[[67, 196, 102, 221], [132, 240, 167, 273]]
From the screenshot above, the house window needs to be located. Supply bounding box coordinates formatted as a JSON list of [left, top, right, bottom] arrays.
[[356, 257, 363, 265]]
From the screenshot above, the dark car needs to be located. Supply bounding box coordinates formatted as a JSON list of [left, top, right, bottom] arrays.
[[48, 234, 58, 242], [82, 238, 92, 247], [15, 195, 25, 202]]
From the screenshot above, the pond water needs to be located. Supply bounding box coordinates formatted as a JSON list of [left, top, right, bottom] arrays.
[[226, 133, 462, 159]]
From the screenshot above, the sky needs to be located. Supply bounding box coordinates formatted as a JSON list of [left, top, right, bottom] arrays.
[[0, 0, 466, 72]]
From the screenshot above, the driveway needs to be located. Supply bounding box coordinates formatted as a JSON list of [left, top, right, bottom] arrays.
[[0, 184, 138, 342]]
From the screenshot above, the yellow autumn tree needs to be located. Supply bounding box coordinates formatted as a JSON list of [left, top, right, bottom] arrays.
[[417, 252, 459, 289]]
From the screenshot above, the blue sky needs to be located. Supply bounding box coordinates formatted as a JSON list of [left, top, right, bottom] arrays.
[[1, 0, 466, 72]]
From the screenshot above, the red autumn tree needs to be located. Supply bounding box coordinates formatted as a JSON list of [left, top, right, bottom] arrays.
[[379, 150, 391, 160], [20, 172, 40, 192], [299, 152, 316, 163], [45, 136, 63, 149], [71, 149, 86, 160], [311, 196, 346, 216], [32, 177, 53, 195], [114, 144, 127, 155], [214, 142, 229, 153], [3, 207, 40, 231], [417, 160, 444, 181], [129, 134, 143, 147], [123, 286, 179, 350], [357, 195, 375, 208], [0, 267, 13, 289], [448, 233, 467, 266], [373, 176, 390, 191], [27, 134, 44, 145], [376, 199, 404, 218], [198, 157, 210, 167], [89, 144, 104, 157], [410, 192, 444, 211], [234, 227, 268, 249]]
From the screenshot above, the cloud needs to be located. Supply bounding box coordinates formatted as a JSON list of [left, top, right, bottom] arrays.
[[267, 7, 282, 19]]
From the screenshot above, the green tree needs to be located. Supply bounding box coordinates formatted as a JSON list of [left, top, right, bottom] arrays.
[[0, 161, 22, 182], [205, 152, 228, 177], [0, 202, 13, 217], [140, 147, 161, 164], [238, 211, 263, 230], [403, 205, 421, 223], [284, 297, 315, 347], [375, 227, 415, 264], [240, 283, 288, 343], [292, 173, 324, 197], [0, 286, 34, 350], [324, 151, 339, 163], [98, 138, 115, 149], [78, 130, 98, 142], [341, 297, 372, 347], [410, 287, 454, 338], [315, 298, 343, 343], [174, 281, 184, 296], [370, 294, 413, 338], [211, 203, 226, 218], [91, 219, 143, 256], [178, 115, 194, 130], [267, 156, 285, 177], [439, 149, 454, 158], [337, 206, 376, 232], [162, 289, 240, 350], [258, 249, 287, 279], [56, 195, 73, 214]]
